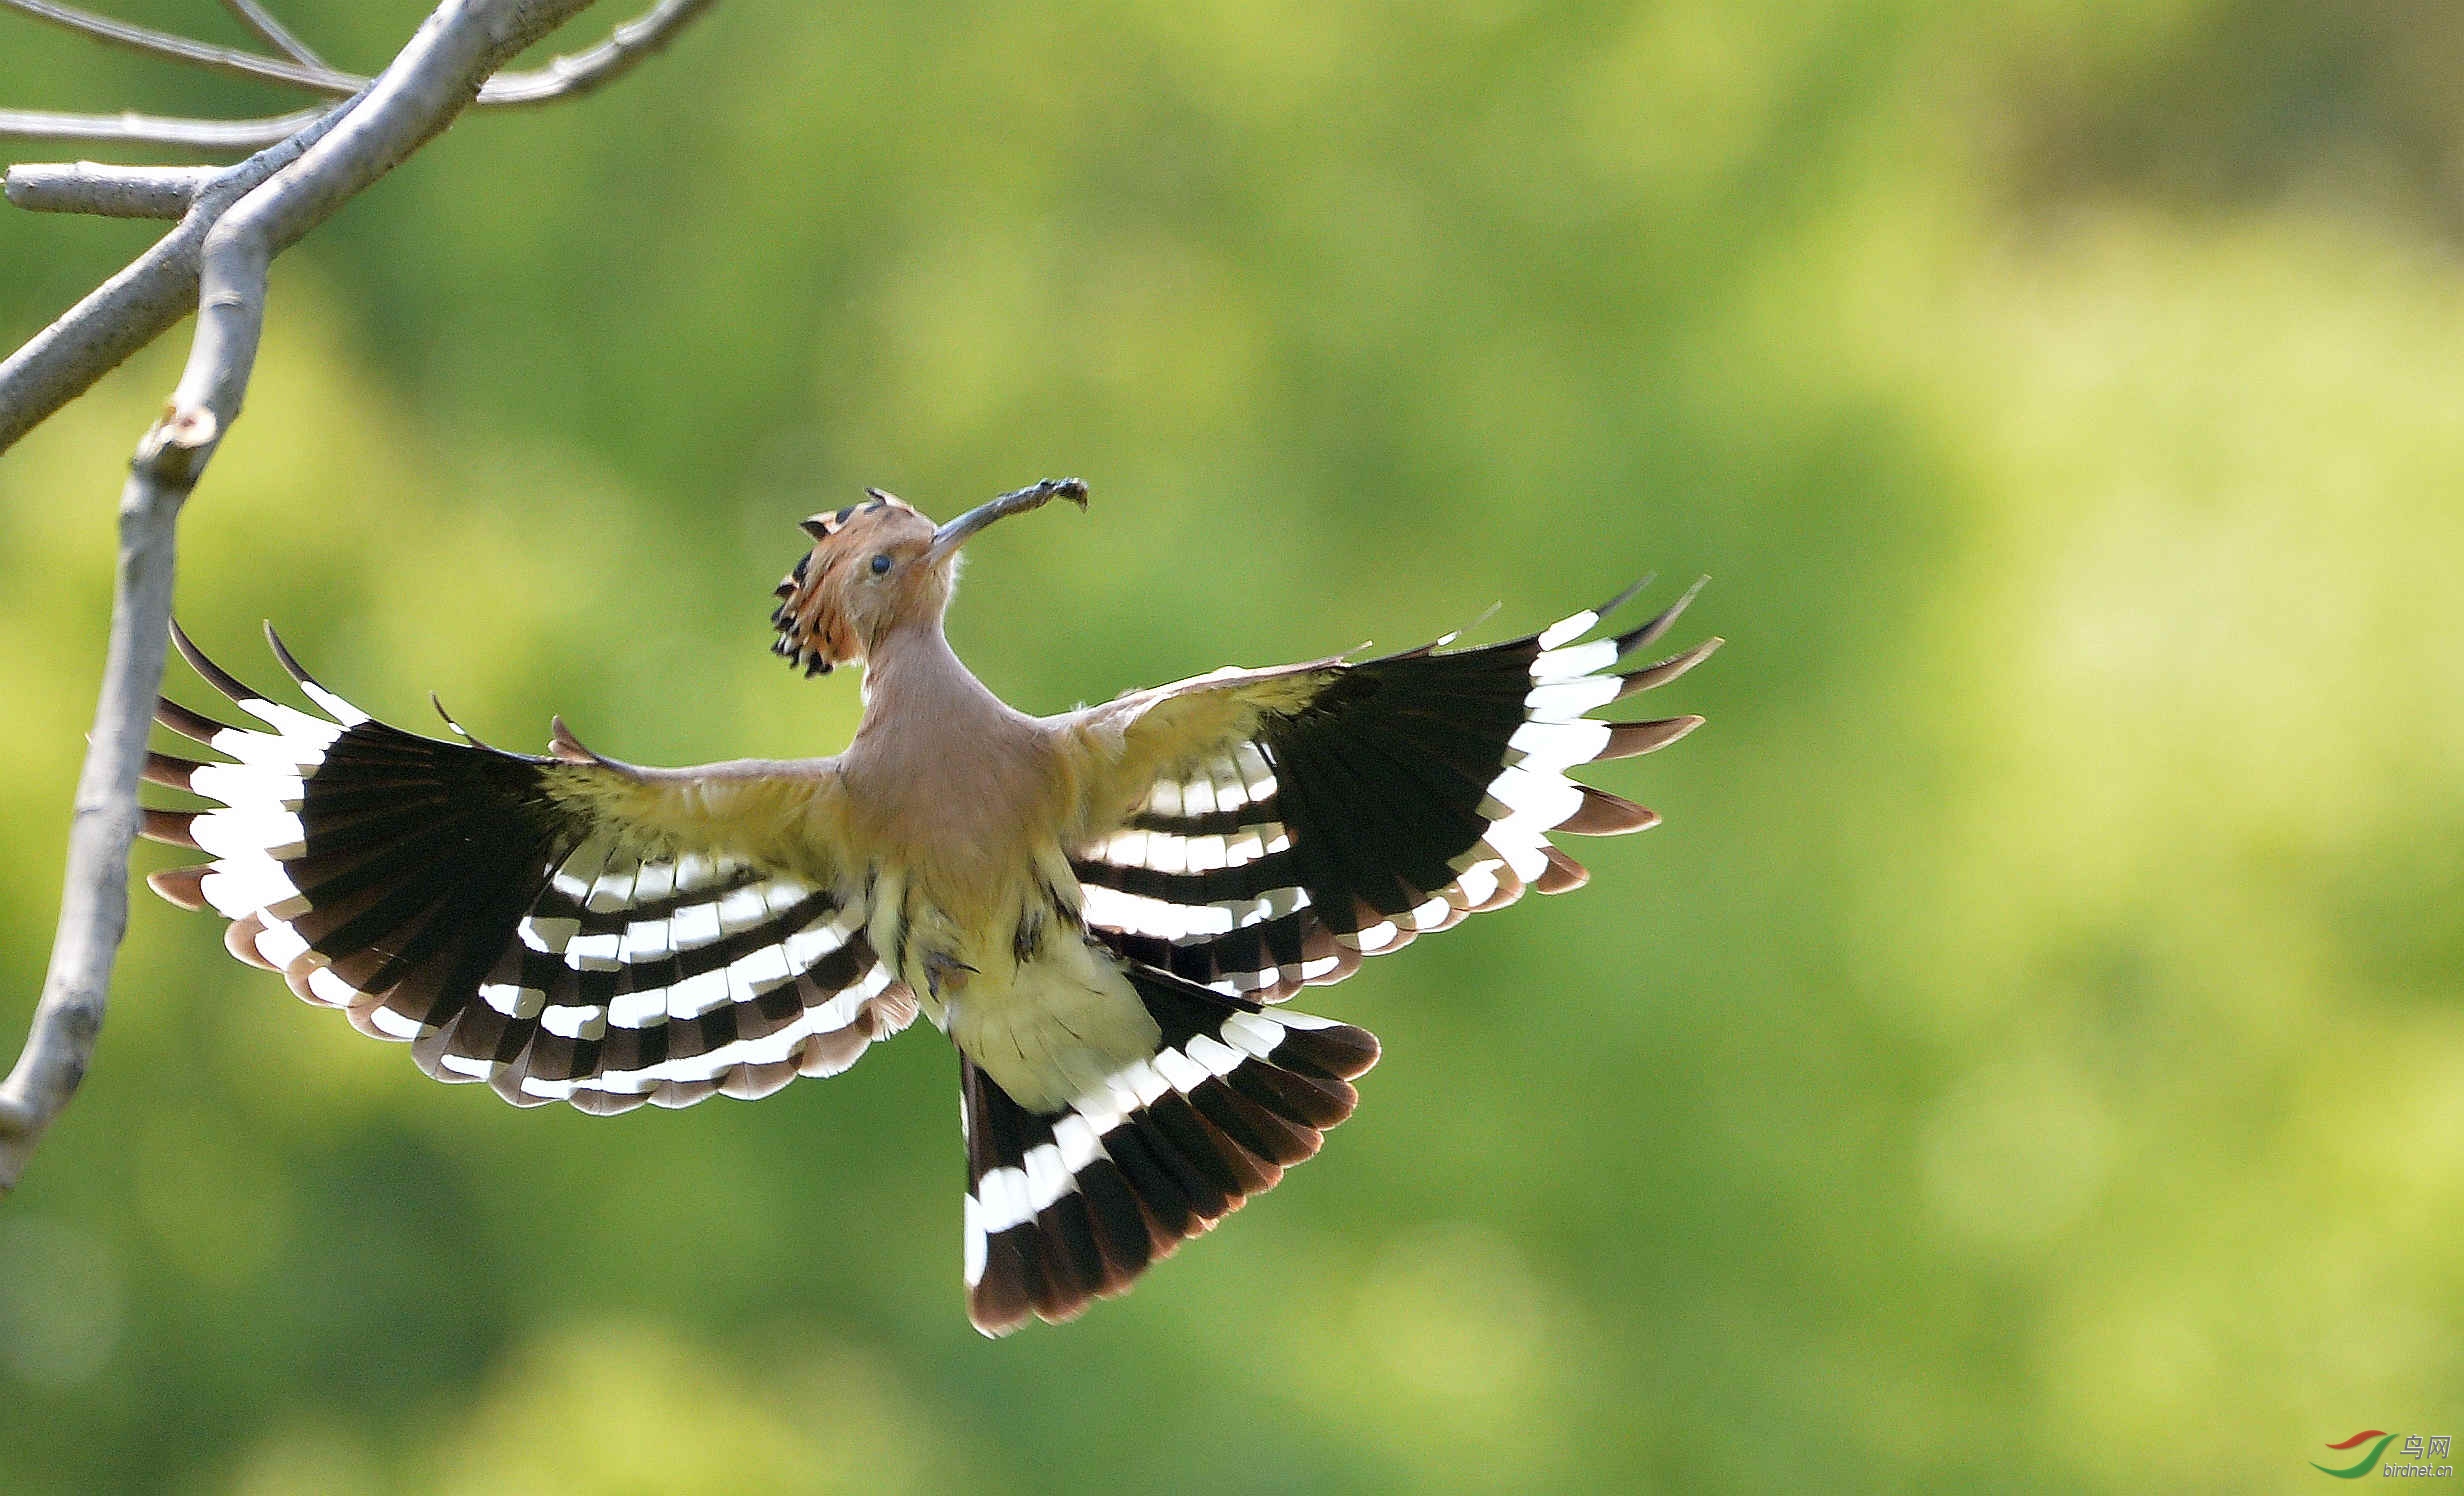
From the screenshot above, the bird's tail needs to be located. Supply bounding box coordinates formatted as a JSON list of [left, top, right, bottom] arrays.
[[958, 964, 1378, 1336]]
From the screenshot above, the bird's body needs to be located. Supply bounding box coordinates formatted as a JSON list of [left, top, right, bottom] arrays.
[[838, 635, 1126, 1110], [141, 479, 1718, 1334]]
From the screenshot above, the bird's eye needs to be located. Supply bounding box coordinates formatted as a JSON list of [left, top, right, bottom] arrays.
[[870, 553, 893, 576]]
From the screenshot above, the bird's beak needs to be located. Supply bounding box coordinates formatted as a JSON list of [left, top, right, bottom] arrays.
[[927, 478, 1088, 566]]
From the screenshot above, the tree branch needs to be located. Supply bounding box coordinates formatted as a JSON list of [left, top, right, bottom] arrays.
[[0, 0, 359, 96], [5, 160, 218, 217], [0, 100, 351, 454], [218, 0, 324, 70], [473, 0, 714, 106], [0, 0, 611, 1195], [0, 0, 717, 146], [168, 0, 601, 441], [0, 413, 194, 1198], [0, 105, 322, 151]]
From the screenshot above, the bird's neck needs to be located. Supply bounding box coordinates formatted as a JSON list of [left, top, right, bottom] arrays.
[[842, 614, 1062, 925], [854, 616, 1010, 737]]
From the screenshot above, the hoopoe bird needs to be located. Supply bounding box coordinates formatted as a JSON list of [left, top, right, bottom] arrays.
[[138, 479, 1717, 1335]]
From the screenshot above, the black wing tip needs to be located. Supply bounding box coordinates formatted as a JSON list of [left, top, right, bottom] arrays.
[[141, 747, 202, 792], [260, 620, 321, 691], [146, 863, 210, 910], [1593, 572, 1657, 620], [1535, 843, 1589, 893], [138, 806, 199, 848], [1613, 574, 1711, 655], [1596, 714, 1705, 760], [970, 1301, 1029, 1339], [179, 622, 317, 717], [1281, 1016, 1380, 1081], [1617, 636, 1722, 698], [168, 617, 254, 703], [428, 691, 499, 749], [153, 694, 239, 746], [1433, 600, 1506, 653], [547, 714, 621, 767]]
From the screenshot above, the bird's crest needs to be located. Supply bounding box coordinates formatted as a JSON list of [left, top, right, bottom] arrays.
[[769, 489, 931, 677]]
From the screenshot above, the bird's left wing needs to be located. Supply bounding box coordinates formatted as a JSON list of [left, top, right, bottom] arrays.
[[142, 627, 914, 1114], [1060, 581, 1719, 1001]]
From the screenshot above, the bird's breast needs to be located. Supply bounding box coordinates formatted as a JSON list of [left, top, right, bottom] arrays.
[[839, 702, 1148, 1108], [862, 850, 1151, 1113]]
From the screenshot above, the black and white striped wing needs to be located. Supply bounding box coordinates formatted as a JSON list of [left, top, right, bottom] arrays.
[[142, 626, 915, 1115], [959, 965, 1379, 1336], [1069, 580, 1718, 1001]]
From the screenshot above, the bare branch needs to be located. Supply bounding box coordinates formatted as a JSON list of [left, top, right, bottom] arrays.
[[475, 0, 715, 106], [169, 1, 597, 442], [218, 0, 325, 70], [0, 105, 322, 151], [0, 0, 714, 443], [0, 416, 189, 1196], [6, 160, 218, 217], [0, 0, 715, 148], [0, 0, 359, 95], [0, 101, 349, 453], [0, 0, 611, 1195]]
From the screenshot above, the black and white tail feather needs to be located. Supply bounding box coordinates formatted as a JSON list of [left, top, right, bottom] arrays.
[[960, 967, 1377, 1334]]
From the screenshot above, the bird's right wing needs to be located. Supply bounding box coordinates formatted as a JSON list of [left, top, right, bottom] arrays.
[[956, 579, 1715, 1333], [142, 627, 915, 1115], [1057, 580, 1719, 1002]]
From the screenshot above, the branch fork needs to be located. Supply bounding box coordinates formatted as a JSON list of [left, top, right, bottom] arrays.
[[0, 0, 715, 1193]]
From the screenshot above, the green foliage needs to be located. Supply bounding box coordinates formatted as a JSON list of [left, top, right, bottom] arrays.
[[4, 1, 2460, 1490]]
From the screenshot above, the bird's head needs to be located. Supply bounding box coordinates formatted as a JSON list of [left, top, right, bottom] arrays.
[[771, 478, 1088, 676]]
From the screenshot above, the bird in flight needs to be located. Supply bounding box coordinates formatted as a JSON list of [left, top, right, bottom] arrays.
[[140, 479, 1717, 1335]]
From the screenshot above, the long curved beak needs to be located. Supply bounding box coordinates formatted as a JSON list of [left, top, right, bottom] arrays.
[[927, 478, 1088, 566]]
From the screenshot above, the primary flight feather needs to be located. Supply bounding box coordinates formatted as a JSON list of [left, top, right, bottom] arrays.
[[141, 478, 1718, 1335]]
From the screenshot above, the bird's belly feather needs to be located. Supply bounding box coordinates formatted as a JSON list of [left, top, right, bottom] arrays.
[[866, 859, 1156, 1114], [945, 942, 1158, 1114]]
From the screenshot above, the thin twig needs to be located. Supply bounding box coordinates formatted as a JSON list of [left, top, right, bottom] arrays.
[[0, 0, 715, 147], [0, 106, 322, 151], [0, 0, 359, 96], [218, 0, 324, 70], [6, 160, 219, 217], [0, 0, 610, 1196], [474, 0, 714, 106]]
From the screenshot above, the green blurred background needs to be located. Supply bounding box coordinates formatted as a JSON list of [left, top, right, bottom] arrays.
[[4, 1, 2460, 1490]]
